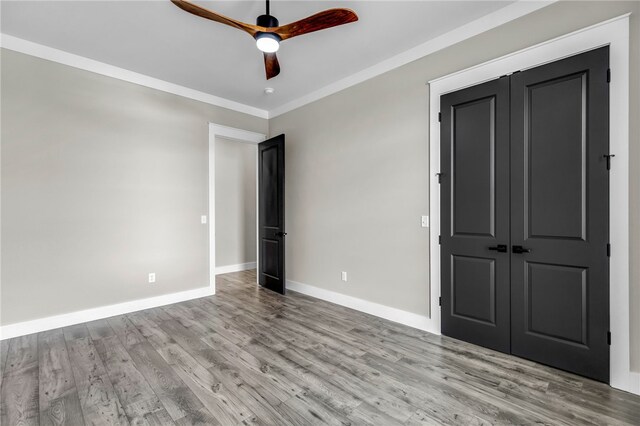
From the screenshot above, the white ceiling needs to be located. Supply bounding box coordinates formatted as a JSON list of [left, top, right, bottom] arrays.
[[1, 1, 516, 112]]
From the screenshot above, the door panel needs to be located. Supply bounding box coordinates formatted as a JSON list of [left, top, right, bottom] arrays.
[[510, 47, 609, 382], [452, 97, 497, 237], [452, 255, 496, 325], [527, 73, 587, 240], [440, 77, 511, 353], [526, 263, 588, 345], [258, 134, 285, 294]]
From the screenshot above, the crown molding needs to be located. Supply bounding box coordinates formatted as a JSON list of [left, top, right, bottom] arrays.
[[268, 0, 556, 118], [0, 1, 554, 120], [0, 34, 269, 119]]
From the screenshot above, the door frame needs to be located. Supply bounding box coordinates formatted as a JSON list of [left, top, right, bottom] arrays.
[[428, 15, 636, 394], [208, 123, 266, 294]]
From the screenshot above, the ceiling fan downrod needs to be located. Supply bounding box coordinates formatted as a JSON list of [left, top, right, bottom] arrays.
[[257, 0, 278, 28]]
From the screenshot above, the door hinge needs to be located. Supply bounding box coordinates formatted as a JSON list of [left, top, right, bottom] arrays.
[[439, 296, 442, 307], [603, 154, 615, 170], [436, 173, 444, 184], [607, 68, 611, 83], [607, 331, 611, 345], [438, 112, 442, 122], [607, 243, 611, 257], [438, 235, 442, 245]]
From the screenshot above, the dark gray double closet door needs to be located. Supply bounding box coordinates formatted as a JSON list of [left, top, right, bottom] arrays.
[[440, 47, 610, 382]]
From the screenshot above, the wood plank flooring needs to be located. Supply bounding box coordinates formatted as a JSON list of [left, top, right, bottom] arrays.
[[1, 269, 639, 425]]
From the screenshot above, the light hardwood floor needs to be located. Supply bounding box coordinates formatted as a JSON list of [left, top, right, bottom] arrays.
[[1, 270, 639, 425]]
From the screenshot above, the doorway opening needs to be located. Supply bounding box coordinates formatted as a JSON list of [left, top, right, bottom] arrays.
[[208, 124, 266, 293]]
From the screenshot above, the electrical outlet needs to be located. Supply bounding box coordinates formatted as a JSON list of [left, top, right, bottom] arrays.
[[341, 271, 348, 282], [201, 215, 207, 224], [148, 273, 156, 283]]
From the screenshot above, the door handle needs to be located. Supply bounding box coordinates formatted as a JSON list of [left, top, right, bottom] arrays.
[[488, 244, 508, 253], [276, 232, 287, 237], [512, 245, 531, 254]]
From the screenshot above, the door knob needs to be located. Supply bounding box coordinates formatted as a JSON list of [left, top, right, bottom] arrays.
[[276, 231, 287, 237], [512, 245, 531, 254], [488, 244, 508, 253]]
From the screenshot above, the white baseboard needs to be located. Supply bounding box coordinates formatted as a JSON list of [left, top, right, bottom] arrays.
[[615, 372, 640, 396], [0, 286, 214, 340], [286, 279, 640, 396], [215, 262, 256, 275], [286, 279, 439, 335]]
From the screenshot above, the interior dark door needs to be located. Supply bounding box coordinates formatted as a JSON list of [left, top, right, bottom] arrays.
[[510, 47, 610, 382], [440, 77, 511, 353], [258, 134, 286, 294]]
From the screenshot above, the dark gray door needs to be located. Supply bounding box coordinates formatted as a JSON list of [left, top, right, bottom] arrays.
[[258, 134, 286, 294], [440, 47, 610, 382], [440, 77, 511, 353], [510, 47, 610, 382]]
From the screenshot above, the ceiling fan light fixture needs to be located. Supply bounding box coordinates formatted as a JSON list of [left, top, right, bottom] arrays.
[[255, 32, 281, 53], [171, 0, 359, 79]]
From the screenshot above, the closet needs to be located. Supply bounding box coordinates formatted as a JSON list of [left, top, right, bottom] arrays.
[[440, 47, 610, 382]]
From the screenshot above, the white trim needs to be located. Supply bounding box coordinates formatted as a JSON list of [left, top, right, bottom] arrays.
[[268, 0, 555, 118], [0, 286, 213, 340], [209, 123, 266, 291], [0, 34, 268, 119], [287, 280, 438, 334], [428, 15, 638, 395], [209, 123, 267, 144], [255, 147, 260, 285], [215, 262, 257, 275]]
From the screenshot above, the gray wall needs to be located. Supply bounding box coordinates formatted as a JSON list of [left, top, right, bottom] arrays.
[[215, 138, 257, 267], [270, 1, 640, 369], [1, 49, 267, 326]]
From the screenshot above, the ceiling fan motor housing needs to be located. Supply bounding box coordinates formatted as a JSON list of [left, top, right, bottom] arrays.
[[255, 14, 282, 46], [256, 14, 279, 28]]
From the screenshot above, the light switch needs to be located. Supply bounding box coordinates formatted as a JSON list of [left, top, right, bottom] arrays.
[[201, 215, 207, 224], [421, 215, 429, 228]]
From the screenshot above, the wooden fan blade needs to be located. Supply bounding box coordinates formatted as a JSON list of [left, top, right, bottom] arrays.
[[264, 52, 280, 80], [171, 0, 260, 37], [273, 8, 358, 41]]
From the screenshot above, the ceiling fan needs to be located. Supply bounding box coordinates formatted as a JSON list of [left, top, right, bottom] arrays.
[[171, 0, 358, 80]]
